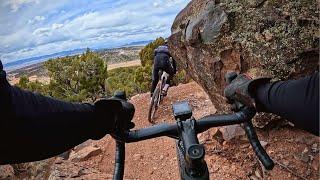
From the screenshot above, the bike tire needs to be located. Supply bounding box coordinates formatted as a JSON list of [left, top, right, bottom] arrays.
[[148, 87, 160, 123]]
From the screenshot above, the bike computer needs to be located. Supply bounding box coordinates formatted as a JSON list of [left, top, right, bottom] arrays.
[[172, 101, 192, 121]]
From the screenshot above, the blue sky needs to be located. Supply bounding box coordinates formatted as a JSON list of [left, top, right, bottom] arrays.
[[0, 0, 190, 64]]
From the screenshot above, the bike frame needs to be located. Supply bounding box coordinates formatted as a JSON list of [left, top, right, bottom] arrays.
[[113, 105, 274, 180], [157, 70, 169, 104], [148, 70, 170, 122]]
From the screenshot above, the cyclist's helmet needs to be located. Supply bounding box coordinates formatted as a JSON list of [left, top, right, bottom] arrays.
[[164, 38, 168, 45]]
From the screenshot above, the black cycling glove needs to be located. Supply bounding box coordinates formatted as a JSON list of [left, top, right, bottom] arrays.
[[224, 72, 271, 111]]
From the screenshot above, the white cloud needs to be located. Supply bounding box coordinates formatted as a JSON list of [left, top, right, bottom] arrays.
[[153, 2, 160, 8], [52, 23, 63, 30], [0, 0, 191, 63], [32, 23, 64, 37], [152, 0, 186, 8], [33, 27, 51, 36], [7, 0, 40, 12], [34, 15, 45, 21], [28, 15, 45, 24]]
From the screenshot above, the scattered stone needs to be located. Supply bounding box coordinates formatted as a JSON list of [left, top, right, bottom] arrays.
[[302, 147, 308, 154], [254, 169, 262, 179], [54, 157, 64, 164], [222, 140, 228, 147], [219, 125, 245, 141], [249, 175, 259, 180], [263, 30, 273, 41], [282, 160, 290, 166], [288, 122, 295, 127], [69, 146, 102, 162], [58, 149, 72, 160], [295, 136, 316, 145], [198, 128, 219, 143], [0, 165, 14, 179], [260, 141, 268, 148], [255, 33, 264, 42], [311, 143, 319, 153], [159, 155, 164, 160], [301, 147, 312, 162], [241, 144, 250, 149], [133, 154, 143, 161], [312, 157, 319, 171], [294, 148, 310, 163]]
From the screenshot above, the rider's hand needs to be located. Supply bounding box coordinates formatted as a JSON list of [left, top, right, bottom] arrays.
[[224, 72, 271, 111], [94, 92, 135, 140]]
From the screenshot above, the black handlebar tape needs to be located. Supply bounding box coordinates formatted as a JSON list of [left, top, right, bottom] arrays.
[[243, 121, 274, 170], [113, 141, 125, 180]]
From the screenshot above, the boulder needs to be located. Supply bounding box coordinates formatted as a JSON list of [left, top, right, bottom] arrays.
[[169, 0, 319, 113]]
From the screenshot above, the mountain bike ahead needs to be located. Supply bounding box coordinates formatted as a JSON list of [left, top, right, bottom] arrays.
[[148, 70, 170, 123], [112, 99, 274, 180]]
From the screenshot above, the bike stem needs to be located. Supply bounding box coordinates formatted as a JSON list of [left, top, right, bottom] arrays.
[[178, 118, 209, 179]]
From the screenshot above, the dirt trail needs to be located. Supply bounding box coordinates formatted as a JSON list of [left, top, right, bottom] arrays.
[[98, 82, 216, 179], [39, 82, 318, 180]]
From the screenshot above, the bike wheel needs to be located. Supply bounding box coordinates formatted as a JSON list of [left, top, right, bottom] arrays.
[[148, 87, 160, 123]]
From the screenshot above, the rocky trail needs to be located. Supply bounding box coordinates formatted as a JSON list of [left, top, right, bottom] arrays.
[[1, 82, 319, 180]]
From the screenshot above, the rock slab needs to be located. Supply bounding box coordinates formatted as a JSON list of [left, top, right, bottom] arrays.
[[169, 0, 319, 113]]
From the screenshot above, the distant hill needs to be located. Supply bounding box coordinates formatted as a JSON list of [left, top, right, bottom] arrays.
[[4, 49, 87, 71], [4, 40, 152, 71], [121, 40, 152, 47], [8, 46, 143, 80]]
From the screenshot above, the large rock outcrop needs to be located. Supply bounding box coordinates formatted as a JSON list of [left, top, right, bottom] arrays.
[[169, 0, 319, 113]]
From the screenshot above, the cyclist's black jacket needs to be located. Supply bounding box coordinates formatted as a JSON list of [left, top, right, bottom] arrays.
[[255, 72, 319, 136], [0, 61, 114, 164], [0, 59, 318, 165], [151, 45, 177, 94], [153, 45, 177, 75]]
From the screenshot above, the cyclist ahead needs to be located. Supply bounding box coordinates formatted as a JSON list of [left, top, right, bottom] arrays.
[[151, 40, 177, 98]]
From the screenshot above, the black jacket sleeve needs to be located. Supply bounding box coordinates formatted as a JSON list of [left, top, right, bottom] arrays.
[[0, 62, 113, 164], [255, 72, 319, 136]]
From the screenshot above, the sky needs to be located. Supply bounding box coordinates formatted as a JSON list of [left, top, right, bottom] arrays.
[[0, 0, 190, 64]]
